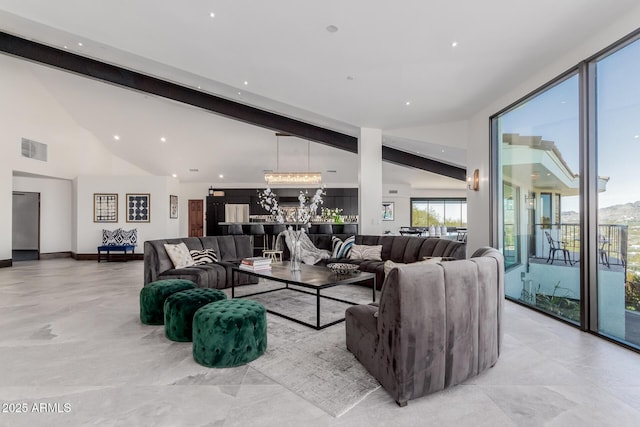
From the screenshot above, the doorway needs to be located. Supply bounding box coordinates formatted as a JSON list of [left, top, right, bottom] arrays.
[[12, 191, 40, 261], [188, 199, 204, 237]]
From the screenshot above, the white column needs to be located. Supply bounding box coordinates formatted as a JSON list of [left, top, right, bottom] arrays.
[[358, 128, 383, 235]]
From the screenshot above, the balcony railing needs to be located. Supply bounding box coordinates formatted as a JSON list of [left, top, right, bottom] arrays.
[[531, 223, 628, 266]]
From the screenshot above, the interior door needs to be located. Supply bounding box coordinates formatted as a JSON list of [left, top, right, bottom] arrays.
[[12, 191, 40, 261], [188, 199, 204, 237]]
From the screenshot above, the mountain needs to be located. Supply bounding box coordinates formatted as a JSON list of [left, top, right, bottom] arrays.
[[562, 201, 640, 224]]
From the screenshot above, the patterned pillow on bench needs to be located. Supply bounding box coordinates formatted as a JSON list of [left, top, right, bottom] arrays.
[[102, 228, 137, 246]]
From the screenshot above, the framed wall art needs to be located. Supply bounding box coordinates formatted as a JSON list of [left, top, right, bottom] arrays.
[[382, 202, 394, 221], [169, 195, 178, 219], [126, 193, 151, 222], [93, 193, 118, 223]]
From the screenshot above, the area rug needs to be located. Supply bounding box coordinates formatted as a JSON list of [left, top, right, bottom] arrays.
[[245, 286, 381, 417]]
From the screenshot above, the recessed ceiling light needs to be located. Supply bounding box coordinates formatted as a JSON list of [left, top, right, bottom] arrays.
[[160, 137, 167, 143], [451, 41, 458, 47], [113, 135, 120, 141], [561, 100, 567, 104], [209, 12, 215, 18], [243, 81, 248, 86], [77, 42, 83, 47], [63, 45, 68, 49], [441, 149, 445, 153], [635, 135, 639, 139], [405, 101, 411, 106], [171, 173, 177, 178], [237, 91, 242, 95], [197, 86, 201, 89], [219, 174, 224, 179], [547, 173, 551, 176], [326, 25, 338, 33]]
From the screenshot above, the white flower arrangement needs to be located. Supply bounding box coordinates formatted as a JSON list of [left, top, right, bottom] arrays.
[[257, 185, 326, 229]]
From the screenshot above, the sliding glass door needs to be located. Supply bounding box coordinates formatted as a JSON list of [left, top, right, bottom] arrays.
[[495, 74, 581, 324], [492, 30, 640, 350], [594, 37, 640, 346]]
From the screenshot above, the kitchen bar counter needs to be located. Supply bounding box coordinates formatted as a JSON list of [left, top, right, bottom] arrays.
[[216, 222, 358, 237]]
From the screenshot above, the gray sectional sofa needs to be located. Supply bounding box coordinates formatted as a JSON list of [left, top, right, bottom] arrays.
[[345, 247, 504, 406], [280, 234, 467, 290], [144, 235, 257, 289]]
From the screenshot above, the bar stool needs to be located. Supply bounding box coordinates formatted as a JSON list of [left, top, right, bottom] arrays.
[[270, 224, 287, 250], [343, 224, 358, 235], [228, 224, 244, 235], [318, 224, 333, 235], [249, 224, 267, 254]]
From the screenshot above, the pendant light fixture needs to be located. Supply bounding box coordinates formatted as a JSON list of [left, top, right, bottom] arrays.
[[264, 133, 322, 185]]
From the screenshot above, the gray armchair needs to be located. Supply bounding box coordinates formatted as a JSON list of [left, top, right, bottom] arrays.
[[345, 247, 504, 406]]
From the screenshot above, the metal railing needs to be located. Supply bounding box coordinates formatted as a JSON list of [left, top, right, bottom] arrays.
[[532, 223, 627, 266]]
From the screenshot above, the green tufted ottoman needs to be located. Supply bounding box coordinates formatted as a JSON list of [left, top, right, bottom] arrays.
[[139, 279, 197, 325], [192, 299, 267, 368], [164, 288, 227, 342]]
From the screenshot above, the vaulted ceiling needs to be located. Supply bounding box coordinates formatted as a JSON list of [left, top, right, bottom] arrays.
[[1, 1, 638, 187]]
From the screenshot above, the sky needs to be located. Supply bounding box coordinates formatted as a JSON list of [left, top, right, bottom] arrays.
[[499, 37, 640, 212]]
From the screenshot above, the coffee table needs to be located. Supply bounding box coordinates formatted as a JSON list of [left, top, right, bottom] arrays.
[[231, 262, 376, 330]]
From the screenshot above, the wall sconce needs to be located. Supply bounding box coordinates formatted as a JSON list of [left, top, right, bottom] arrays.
[[525, 194, 536, 210], [467, 169, 480, 191], [208, 186, 214, 196]]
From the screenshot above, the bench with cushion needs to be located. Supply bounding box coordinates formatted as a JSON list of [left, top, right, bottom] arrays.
[[98, 228, 137, 262]]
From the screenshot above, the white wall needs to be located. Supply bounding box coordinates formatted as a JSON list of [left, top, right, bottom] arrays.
[[359, 128, 383, 235], [466, 5, 640, 254], [13, 176, 72, 254], [0, 54, 153, 261], [75, 175, 179, 254]]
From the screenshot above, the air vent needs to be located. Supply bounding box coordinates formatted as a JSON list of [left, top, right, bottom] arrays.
[[388, 189, 398, 194], [21, 138, 47, 162], [189, 168, 199, 172], [326, 170, 337, 173]]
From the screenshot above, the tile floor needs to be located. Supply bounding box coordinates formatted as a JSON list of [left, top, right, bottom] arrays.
[[1, 259, 640, 426]]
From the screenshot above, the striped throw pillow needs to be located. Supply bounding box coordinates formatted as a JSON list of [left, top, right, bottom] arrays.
[[348, 244, 382, 261], [190, 249, 218, 265], [331, 235, 355, 258]]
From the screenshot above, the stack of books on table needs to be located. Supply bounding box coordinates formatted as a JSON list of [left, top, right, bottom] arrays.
[[239, 256, 272, 271]]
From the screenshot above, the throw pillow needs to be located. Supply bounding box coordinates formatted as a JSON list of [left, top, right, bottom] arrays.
[[164, 243, 195, 269], [349, 244, 383, 261], [102, 228, 121, 245], [383, 257, 442, 275], [190, 248, 218, 265], [331, 235, 355, 258], [120, 228, 138, 245]]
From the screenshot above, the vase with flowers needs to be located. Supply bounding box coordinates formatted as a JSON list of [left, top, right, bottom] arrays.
[[257, 185, 325, 271]]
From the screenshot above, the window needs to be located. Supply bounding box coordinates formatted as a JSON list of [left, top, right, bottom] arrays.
[[410, 198, 467, 227], [492, 29, 640, 351]]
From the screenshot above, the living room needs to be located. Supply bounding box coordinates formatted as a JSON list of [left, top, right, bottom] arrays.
[[2, 2, 640, 425]]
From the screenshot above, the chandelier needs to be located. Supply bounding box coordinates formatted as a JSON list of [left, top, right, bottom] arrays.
[[264, 133, 322, 185]]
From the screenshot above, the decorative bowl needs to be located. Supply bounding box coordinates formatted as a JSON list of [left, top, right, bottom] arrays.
[[327, 263, 359, 275]]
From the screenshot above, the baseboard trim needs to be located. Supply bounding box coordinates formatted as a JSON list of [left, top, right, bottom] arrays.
[[72, 253, 143, 261], [40, 252, 72, 260], [0, 259, 12, 268]]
